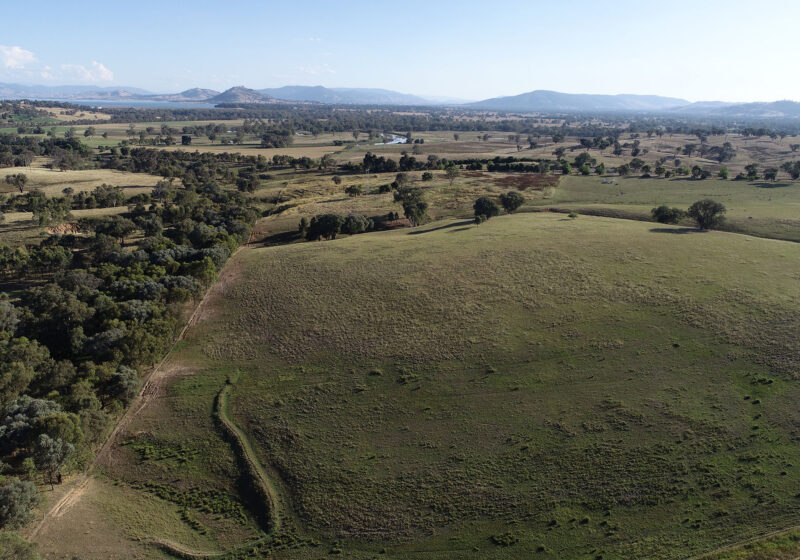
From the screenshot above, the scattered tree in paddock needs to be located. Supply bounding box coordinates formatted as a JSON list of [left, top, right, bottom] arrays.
[[473, 196, 500, 221], [744, 163, 760, 181], [445, 165, 459, 186], [394, 186, 428, 227], [500, 191, 525, 213], [688, 199, 726, 230], [4, 174, 27, 194], [651, 205, 686, 224]]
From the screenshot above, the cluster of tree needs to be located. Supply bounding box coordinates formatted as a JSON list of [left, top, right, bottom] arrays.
[[651, 199, 726, 229], [0, 148, 259, 529], [473, 191, 525, 224], [0, 134, 89, 170], [299, 213, 374, 240], [1, 183, 130, 213]]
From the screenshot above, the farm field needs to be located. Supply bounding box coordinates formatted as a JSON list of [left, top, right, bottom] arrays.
[[33, 212, 800, 559]]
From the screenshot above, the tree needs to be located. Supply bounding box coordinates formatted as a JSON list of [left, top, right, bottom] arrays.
[[107, 366, 139, 404], [306, 213, 345, 241], [473, 196, 500, 221], [688, 199, 726, 229], [83, 126, 96, 138], [499, 191, 524, 213], [617, 164, 630, 176], [444, 165, 459, 186], [744, 163, 759, 181], [453, 133, 460, 141], [345, 185, 363, 197], [629, 158, 645, 171], [332, 175, 342, 186], [4, 174, 28, 194], [33, 434, 74, 486], [341, 214, 373, 235], [320, 153, 336, 170], [790, 144, 799, 153], [763, 167, 778, 181], [718, 167, 729, 180], [298, 217, 309, 236], [181, 135, 192, 146], [352, 130, 359, 141], [651, 205, 685, 224], [393, 186, 427, 226]]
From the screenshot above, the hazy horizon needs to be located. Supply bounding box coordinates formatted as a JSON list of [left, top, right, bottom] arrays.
[[2, 0, 799, 103]]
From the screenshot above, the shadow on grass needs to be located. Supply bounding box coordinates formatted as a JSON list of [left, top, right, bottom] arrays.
[[256, 230, 301, 246], [650, 227, 705, 234], [448, 227, 473, 233], [752, 182, 793, 189], [408, 220, 473, 235]]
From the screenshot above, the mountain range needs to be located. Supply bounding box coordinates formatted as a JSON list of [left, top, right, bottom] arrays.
[[1, 82, 798, 118]]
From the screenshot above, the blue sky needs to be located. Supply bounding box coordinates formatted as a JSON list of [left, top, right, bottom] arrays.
[[1, 0, 798, 102]]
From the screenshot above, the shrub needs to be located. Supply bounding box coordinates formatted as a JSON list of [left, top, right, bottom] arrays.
[[0, 479, 38, 529], [345, 185, 363, 197]]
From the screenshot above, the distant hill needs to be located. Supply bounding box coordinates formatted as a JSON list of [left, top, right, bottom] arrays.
[[667, 101, 737, 114], [258, 85, 431, 105], [710, 100, 800, 118], [467, 90, 689, 112], [208, 86, 275, 104], [149, 88, 219, 102], [0, 82, 152, 99]]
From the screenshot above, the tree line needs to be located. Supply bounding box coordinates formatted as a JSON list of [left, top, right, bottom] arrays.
[[0, 147, 258, 530]]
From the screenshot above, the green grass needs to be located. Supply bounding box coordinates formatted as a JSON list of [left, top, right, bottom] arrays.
[[147, 212, 800, 559], [535, 175, 800, 241]]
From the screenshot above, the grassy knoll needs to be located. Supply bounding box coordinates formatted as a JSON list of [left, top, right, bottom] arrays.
[[61, 212, 797, 559], [536, 175, 800, 242]]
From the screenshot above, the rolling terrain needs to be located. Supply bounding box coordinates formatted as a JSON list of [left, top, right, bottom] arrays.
[[31, 212, 800, 559]]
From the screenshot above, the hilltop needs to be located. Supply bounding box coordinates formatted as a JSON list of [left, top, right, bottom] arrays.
[[258, 85, 432, 105], [208, 86, 276, 104], [467, 89, 689, 112]]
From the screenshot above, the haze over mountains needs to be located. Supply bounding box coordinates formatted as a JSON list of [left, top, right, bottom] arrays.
[[1, 81, 798, 117]]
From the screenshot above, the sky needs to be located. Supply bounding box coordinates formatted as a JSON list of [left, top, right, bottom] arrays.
[[1, 0, 798, 102]]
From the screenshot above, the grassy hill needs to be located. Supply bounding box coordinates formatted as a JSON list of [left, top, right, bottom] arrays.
[[40, 212, 800, 559], [536, 175, 800, 242]]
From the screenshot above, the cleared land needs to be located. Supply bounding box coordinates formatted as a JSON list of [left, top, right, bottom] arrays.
[[36, 213, 800, 559]]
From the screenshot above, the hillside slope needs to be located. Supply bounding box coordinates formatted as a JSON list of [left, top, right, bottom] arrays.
[[35, 213, 800, 559], [207, 214, 800, 558]]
